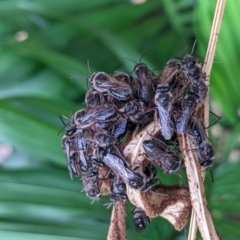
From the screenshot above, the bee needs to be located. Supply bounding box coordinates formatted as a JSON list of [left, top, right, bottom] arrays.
[[102, 149, 146, 190], [105, 177, 128, 209], [74, 109, 95, 129], [74, 104, 119, 131], [93, 117, 127, 147], [154, 86, 175, 140], [140, 163, 158, 192], [90, 72, 132, 101], [154, 59, 182, 87], [60, 115, 77, 137], [133, 207, 150, 232], [114, 72, 134, 86], [190, 120, 214, 167], [143, 139, 183, 174], [191, 73, 208, 102], [82, 171, 101, 202], [134, 63, 155, 105], [182, 55, 202, 80], [94, 104, 119, 123], [176, 92, 199, 134], [67, 150, 82, 179], [62, 130, 93, 177], [62, 135, 80, 179], [182, 55, 208, 102], [154, 59, 189, 140], [122, 100, 152, 128], [85, 88, 105, 108]]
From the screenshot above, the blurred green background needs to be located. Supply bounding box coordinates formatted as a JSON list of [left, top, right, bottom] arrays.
[[0, 0, 240, 239]]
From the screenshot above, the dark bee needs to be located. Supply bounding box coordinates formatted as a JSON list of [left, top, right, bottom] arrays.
[[143, 139, 183, 174], [68, 150, 82, 179], [74, 109, 95, 129], [191, 73, 208, 102], [190, 120, 214, 167], [91, 147, 106, 168], [102, 150, 146, 190], [94, 118, 127, 147], [176, 92, 199, 134], [154, 86, 175, 140], [105, 177, 128, 209], [90, 72, 132, 101], [62, 135, 80, 179], [182, 55, 202, 79], [82, 171, 101, 202], [74, 104, 119, 131], [140, 163, 158, 192], [154, 59, 182, 87], [182, 55, 207, 102], [62, 115, 77, 137], [62, 131, 92, 176], [94, 104, 119, 123], [114, 72, 134, 86], [134, 63, 155, 105], [122, 100, 152, 128], [85, 88, 105, 108], [133, 207, 150, 232]]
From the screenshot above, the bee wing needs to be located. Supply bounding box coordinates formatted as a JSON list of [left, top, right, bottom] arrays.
[[157, 66, 180, 85], [65, 144, 73, 180], [108, 84, 132, 100], [160, 154, 182, 174], [94, 104, 116, 122], [155, 93, 174, 140], [144, 142, 165, 167], [177, 95, 198, 133], [111, 118, 127, 140], [103, 153, 130, 184]]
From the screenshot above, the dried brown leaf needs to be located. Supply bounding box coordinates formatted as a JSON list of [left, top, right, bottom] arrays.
[[123, 121, 160, 166], [127, 184, 191, 231]]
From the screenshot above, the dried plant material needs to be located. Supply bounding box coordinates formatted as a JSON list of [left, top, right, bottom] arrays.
[[123, 121, 191, 230], [101, 180, 111, 196], [203, 0, 226, 127], [107, 201, 127, 240], [178, 133, 220, 240], [99, 166, 112, 196], [127, 184, 191, 231], [187, 1, 226, 239], [123, 121, 160, 166]]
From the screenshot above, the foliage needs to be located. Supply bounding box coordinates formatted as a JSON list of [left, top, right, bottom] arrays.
[[0, 0, 239, 239]]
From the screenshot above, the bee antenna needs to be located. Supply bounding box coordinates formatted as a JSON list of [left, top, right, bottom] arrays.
[[87, 59, 92, 74], [191, 39, 198, 55], [71, 74, 88, 79], [122, 57, 138, 65], [205, 111, 222, 129], [209, 167, 214, 183], [139, 49, 148, 63], [59, 116, 66, 125], [57, 116, 68, 135], [177, 46, 188, 57]]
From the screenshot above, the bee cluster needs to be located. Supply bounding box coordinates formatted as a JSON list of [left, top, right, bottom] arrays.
[[61, 54, 214, 234]]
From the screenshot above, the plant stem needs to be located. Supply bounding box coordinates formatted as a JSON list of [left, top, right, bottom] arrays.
[[187, 0, 226, 239]]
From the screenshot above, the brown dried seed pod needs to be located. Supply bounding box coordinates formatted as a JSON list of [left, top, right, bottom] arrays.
[[127, 184, 192, 231], [107, 201, 127, 240]]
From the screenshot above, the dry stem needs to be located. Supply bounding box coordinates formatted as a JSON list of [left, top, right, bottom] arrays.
[[107, 201, 127, 240], [187, 0, 226, 239]]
